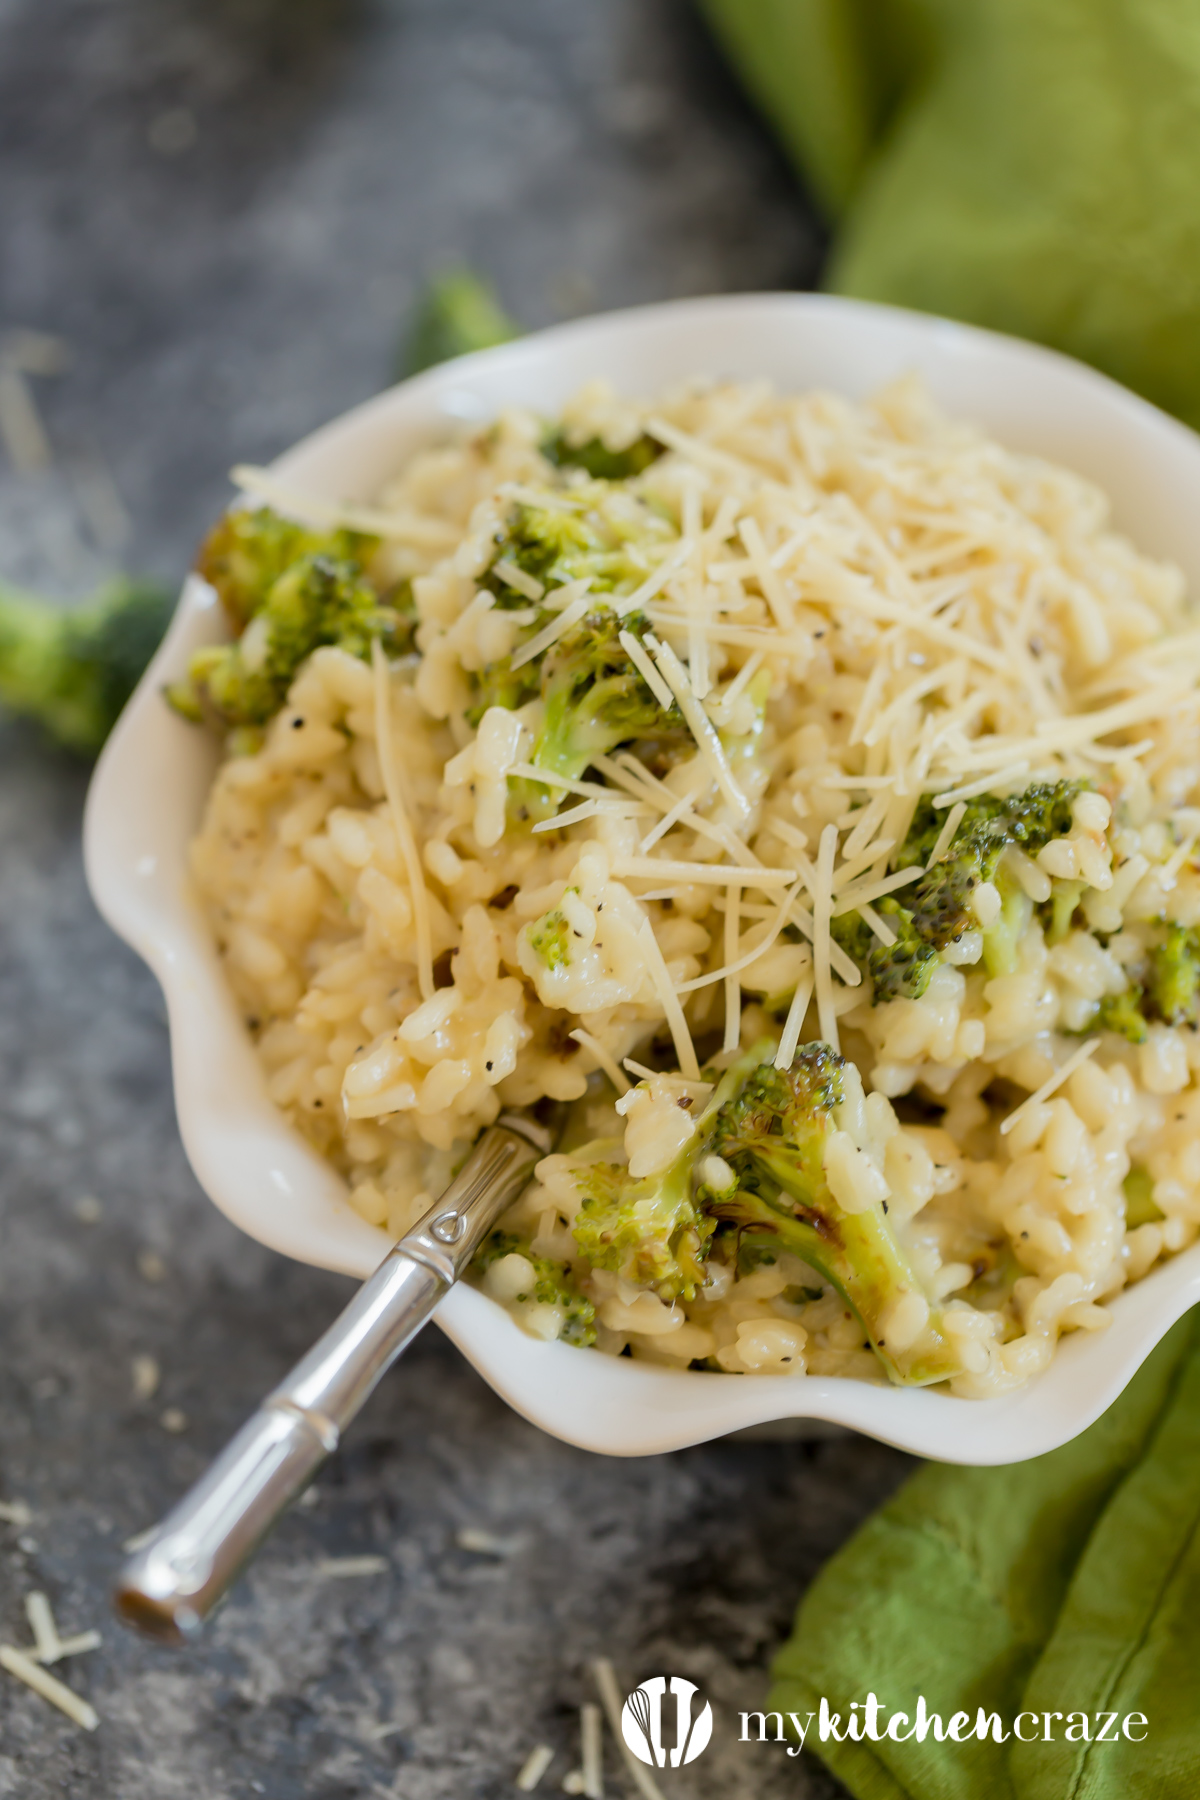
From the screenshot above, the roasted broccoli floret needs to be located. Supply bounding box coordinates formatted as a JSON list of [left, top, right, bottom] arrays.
[[572, 1147, 714, 1301], [566, 1040, 961, 1383], [509, 607, 687, 824], [402, 271, 519, 376], [0, 575, 173, 755], [168, 554, 405, 730], [526, 898, 573, 971], [698, 1042, 963, 1386], [484, 493, 671, 604], [196, 506, 372, 633], [473, 1230, 596, 1346], [1149, 921, 1200, 1026], [541, 428, 663, 482], [1096, 986, 1149, 1044], [168, 507, 407, 730], [1091, 919, 1200, 1042], [833, 781, 1085, 1002]]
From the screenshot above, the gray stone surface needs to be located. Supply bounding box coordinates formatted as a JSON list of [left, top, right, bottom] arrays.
[[0, 3, 909, 1793]]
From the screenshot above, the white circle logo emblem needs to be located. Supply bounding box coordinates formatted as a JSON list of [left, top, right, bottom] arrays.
[[621, 1676, 713, 1767]]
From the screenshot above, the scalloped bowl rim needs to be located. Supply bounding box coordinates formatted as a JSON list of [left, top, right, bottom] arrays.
[[83, 293, 1200, 1463]]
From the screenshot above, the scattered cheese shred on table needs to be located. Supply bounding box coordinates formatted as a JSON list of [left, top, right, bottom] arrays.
[[0, 1645, 98, 1731]]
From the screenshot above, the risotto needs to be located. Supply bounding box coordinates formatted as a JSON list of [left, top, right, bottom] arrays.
[[175, 375, 1200, 1398]]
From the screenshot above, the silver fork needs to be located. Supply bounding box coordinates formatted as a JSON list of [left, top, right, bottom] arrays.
[[114, 1109, 555, 1644]]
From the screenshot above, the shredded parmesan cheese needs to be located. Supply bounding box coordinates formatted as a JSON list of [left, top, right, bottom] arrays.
[[1000, 1040, 1099, 1135], [0, 1645, 98, 1731], [373, 645, 434, 1001], [813, 824, 839, 1053], [775, 963, 815, 1070], [231, 465, 459, 549], [581, 1703, 604, 1800], [591, 1660, 667, 1800], [613, 856, 794, 888], [569, 1029, 631, 1094], [508, 588, 593, 670], [618, 629, 675, 709], [928, 801, 967, 866], [516, 1745, 555, 1792], [637, 919, 700, 1079], [646, 636, 751, 822]]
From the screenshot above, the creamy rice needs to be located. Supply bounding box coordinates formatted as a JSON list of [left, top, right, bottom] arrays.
[[185, 375, 1200, 1396]]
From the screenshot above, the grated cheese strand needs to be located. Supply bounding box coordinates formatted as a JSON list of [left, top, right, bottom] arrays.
[[774, 964, 815, 1070], [372, 642, 434, 999], [618, 629, 675, 709], [928, 801, 967, 866], [613, 537, 695, 618], [647, 636, 751, 822], [1000, 1040, 1099, 1136], [738, 515, 795, 629], [0, 1645, 98, 1731], [508, 588, 593, 671], [581, 1702, 604, 1800], [492, 558, 544, 602], [932, 763, 1030, 809], [590, 1660, 667, 1800], [724, 881, 742, 1053], [532, 799, 599, 834], [677, 879, 803, 993], [813, 824, 839, 1053], [24, 1594, 59, 1663], [230, 465, 459, 550], [569, 1030, 631, 1095], [831, 864, 927, 916], [613, 856, 794, 888], [516, 1745, 555, 1792], [637, 920, 700, 1078]]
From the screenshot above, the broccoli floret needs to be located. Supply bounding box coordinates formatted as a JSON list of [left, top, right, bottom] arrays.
[[699, 1041, 963, 1386], [473, 1230, 596, 1346], [197, 506, 373, 633], [1091, 920, 1200, 1043], [485, 494, 670, 604], [402, 271, 519, 375], [541, 428, 663, 482], [1096, 986, 1149, 1044], [1149, 922, 1200, 1026], [169, 510, 405, 729], [838, 781, 1085, 1002], [565, 1040, 962, 1383], [1123, 1166, 1164, 1229], [0, 575, 174, 755], [509, 607, 687, 824], [527, 898, 573, 971], [572, 1150, 714, 1302]]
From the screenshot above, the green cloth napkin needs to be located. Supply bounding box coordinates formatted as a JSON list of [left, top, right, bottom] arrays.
[[700, 0, 1200, 430], [768, 1313, 1200, 1798]]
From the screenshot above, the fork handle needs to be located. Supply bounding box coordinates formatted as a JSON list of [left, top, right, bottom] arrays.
[[114, 1117, 543, 1643]]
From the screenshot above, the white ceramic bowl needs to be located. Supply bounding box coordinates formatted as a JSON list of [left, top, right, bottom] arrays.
[[84, 294, 1200, 1464]]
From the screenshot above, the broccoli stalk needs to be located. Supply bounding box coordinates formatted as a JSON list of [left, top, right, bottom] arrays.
[[700, 1043, 963, 1386], [833, 782, 1084, 1002], [167, 507, 408, 730], [0, 575, 173, 755]]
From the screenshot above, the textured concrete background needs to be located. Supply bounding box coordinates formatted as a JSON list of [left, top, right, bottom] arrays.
[[0, 3, 910, 1794]]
